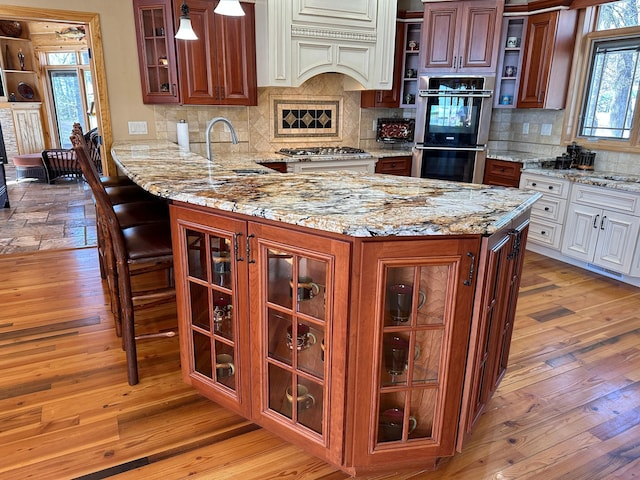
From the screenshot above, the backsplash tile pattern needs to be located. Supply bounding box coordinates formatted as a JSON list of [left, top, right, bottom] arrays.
[[272, 97, 341, 141], [488, 108, 640, 174]]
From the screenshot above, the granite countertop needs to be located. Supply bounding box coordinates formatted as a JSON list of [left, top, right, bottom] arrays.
[[111, 140, 540, 237], [487, 150, 556, 169], [523, 168, 640, 194], [249, 148, 414, 164]]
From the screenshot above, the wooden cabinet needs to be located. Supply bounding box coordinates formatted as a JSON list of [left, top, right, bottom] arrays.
[[483, 158, 522, 187], [133, 0, 180, 104], [362, 21, 404, 108], [0, 34, 40, 103], [459, 215, 529, 437], [561, 184, 640, 275], [175, 0, 257, 105], [260, 161, 287, 173], [348, 237, 480, 470], [399, 17, 422, 108], [375, 155, 412, 176], [421, 0, 502, 73], [494, 16, 526, 108], [11, 103, 45, 154], [133, 0, 257, 105], [520, 172, 569, 251], [517, 9, 577, 109], [170, 202, 532, 476]]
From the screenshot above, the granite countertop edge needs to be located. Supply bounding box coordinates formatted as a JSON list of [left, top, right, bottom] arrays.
[[110, 140, 541, 238], [522, 168, 640, 194]]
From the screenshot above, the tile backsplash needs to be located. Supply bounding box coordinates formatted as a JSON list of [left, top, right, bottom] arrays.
[[489, 108, 640, 175], [153, 72, 639, 175]]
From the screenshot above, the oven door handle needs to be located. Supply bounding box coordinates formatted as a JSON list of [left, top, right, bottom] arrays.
[[415, 144, 487, 152]]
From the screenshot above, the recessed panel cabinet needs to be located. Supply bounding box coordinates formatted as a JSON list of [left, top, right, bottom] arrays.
[[517, 9, 577, 109], [421, 0, 503, 73], [133, 0, 257, 105], [170, 202, 532, 476]]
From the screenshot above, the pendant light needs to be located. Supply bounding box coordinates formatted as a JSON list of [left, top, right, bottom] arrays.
[[214, 0, 245, 16], [175, 0, 198, 40]]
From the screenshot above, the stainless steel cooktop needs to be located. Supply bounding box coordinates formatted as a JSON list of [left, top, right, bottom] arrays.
[[277, 146, 371, 157]]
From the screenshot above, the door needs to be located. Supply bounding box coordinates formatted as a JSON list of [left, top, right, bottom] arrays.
[[171, 206, 252, 417], [249, 222, 350, 466], [561, 203, 601, 263], [593, 212, 639, 273], [350, 237, 480, 468]]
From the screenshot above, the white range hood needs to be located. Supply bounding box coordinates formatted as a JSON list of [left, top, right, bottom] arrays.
[[255, 0, 398, 90]]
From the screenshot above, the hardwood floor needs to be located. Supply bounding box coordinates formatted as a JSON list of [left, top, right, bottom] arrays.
[[0, 247, 639, 479]]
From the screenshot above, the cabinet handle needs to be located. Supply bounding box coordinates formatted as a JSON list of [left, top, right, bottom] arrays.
[[600, 215, 606, 230], [541, 230, 546, 235], [507, 228, 523, 260], [453, 56, 457, 69], [172, 83, 177, 97], [221, 86, 225, 100], [246, 233, 256, 264], [391, 163, 396, 168], [593, 214, 600, 229], [463, 251, 475, 286], [234, 233, 244, 262]]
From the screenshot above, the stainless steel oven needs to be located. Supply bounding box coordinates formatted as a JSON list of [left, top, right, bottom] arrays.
[[412, 76, 494, 183]]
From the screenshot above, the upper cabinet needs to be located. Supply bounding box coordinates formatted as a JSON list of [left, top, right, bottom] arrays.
[[421, 0, 503, 74], [132, 0, 257, 106], [255, 0, 399, 90], [133, 0, 180, 104], [517, 8, 577, 109], [361, 20, 404, 108]]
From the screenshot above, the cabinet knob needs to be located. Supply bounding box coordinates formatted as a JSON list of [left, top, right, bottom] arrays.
[[541, 230, 547, 235], [548, 186, 553, 190], [531, 182, 537, 186], [391, 163, 396, 168], [544, 207, 550, 211]]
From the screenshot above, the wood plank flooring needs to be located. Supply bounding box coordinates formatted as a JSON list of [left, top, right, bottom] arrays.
[[0, 248, 639, 479]]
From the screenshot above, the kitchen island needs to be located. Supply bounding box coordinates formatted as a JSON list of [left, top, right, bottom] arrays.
[[111, 140, 540, 476]]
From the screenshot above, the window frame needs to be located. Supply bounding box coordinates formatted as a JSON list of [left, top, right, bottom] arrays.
[[565, 15, 640, 152]]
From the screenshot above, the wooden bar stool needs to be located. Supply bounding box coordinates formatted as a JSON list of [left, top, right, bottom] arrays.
[[71, 132, 176, 385]]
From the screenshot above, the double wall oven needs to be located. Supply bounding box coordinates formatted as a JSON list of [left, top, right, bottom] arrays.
[[412, 76, 494, 183]]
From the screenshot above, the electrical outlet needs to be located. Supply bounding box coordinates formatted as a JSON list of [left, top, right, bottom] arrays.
[[373, 120, 377, 131], [522, 122, 529, 135], [128, 121, 148, 135], [541, 123, 552, 136]]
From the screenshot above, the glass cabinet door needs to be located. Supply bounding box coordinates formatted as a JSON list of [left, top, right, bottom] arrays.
[[185, 228, 239, 391], [250, 222, 350, 458], [353, 238, 479, 464], [264, 248, 327, 435]]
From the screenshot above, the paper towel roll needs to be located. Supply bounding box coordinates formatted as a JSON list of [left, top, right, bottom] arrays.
[[177, 120, 190, 151]]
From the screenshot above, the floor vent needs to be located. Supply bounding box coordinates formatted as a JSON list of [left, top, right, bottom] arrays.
[[586, 263, 624, 279]]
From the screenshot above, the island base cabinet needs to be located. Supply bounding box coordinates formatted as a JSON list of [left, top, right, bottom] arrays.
[[458, 215, 529, 441], [170, 202, 533, 476], [346, 236, 481, 471]]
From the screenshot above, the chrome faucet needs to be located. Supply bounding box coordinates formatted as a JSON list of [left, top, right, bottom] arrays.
[[205, 117, 239, 161]]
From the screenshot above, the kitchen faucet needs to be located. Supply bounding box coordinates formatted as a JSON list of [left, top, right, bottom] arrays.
[[205, 117, 239, 161]]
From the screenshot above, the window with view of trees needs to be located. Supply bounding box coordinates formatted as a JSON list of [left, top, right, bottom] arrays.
[[574, 0, 640, 147]]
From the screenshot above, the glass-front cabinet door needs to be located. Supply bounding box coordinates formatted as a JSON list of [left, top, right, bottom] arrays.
[[249, 222, 350, 464], [172, 207, 250, 416], [350, 237, 480, 468]]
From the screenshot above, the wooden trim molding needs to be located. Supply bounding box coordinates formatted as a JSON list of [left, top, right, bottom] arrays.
[[0, 5, 114, 175], [504, 0, 616, 13]]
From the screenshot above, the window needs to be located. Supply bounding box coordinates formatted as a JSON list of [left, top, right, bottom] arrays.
[[42, 50, 95, 148], [570, 0, 640, 149], [579, 36, 640, 139]]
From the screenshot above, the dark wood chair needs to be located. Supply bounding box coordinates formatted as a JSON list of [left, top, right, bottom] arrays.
[[71, 131, 176, 385], [41, 148, 83, 183]]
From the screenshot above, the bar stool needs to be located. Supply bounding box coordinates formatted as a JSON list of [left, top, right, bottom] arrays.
[[71, 132, 176, 385]]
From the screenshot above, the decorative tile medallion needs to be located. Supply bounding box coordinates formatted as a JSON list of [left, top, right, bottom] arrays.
[[271, 96, 342, 141]]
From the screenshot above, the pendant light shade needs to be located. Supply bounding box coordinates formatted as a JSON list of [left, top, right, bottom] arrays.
[[175, 0, 198, 40], [214, 0, 245, 16]]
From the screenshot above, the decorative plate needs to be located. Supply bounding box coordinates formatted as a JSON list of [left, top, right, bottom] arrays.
[[17, 82, 34, 100]]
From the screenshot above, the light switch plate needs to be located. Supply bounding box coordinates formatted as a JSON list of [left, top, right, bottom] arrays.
[[522, 122, 529, 135], [541, 123, 552, 136], [128, 121, 148, 135]]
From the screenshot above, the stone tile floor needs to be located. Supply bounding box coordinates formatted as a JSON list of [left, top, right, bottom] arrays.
[[0, 164, 96, 254]]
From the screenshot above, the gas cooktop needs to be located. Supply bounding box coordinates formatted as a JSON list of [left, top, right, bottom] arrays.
[[277, 146, 372, 157]]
